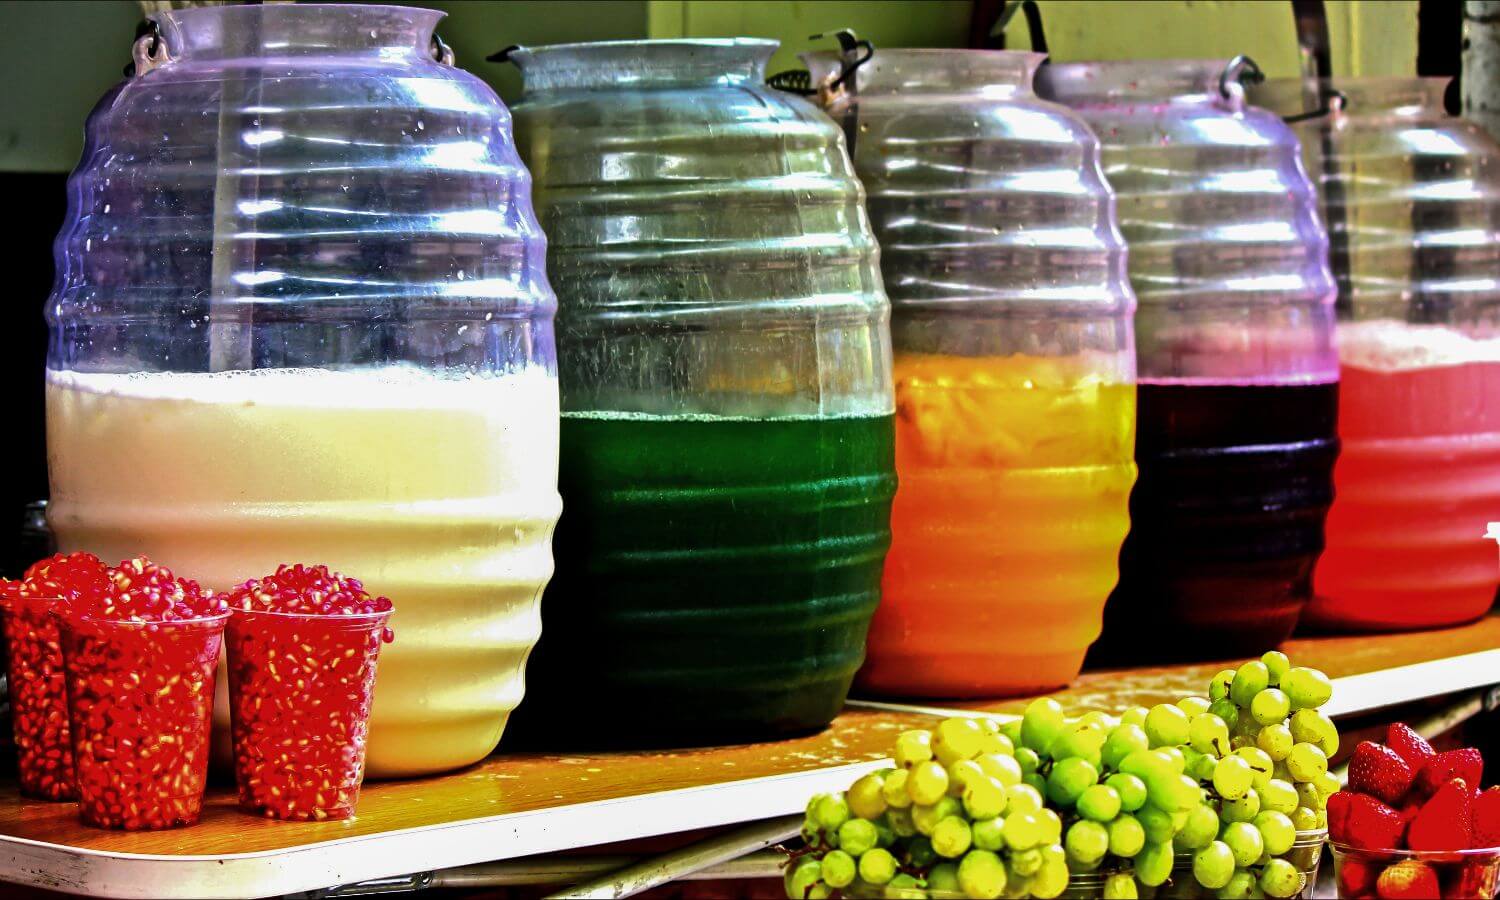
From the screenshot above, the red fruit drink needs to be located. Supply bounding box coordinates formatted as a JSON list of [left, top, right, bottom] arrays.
[[1310, 321, 1500, 630]]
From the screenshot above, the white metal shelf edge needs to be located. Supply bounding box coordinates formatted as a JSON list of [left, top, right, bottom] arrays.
[[0, 760, 890, 900]]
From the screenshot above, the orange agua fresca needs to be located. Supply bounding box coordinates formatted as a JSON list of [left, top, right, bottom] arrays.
[[858, 351, 1137, 697]]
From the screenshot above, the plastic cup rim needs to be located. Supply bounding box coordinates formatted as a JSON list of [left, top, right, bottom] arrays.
[[1329, 840, 1500, 858], [227, 605, 393, 624]]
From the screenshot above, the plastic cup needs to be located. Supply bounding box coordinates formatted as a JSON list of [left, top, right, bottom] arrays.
[[58, 612, 227, 830], [226, 606, 392, 820], [1331, 842, 1500, 899], [1, 594, 75, 800], [1047, 830, 1326, 898]]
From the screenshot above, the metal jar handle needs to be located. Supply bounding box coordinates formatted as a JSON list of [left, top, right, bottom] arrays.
[[1219, 55, 1266, 111]]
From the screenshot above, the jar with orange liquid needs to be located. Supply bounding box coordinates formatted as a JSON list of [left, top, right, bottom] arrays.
[[805, 48, 1137, 696]]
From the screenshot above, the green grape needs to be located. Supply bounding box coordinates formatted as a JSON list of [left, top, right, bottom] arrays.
[[1104, 873, 1140, 899], [1047, 757, 1099, 806], [1286, 743, 1327, 782], [820, 850, 856, 889], [1014, 747, 1041, 776], [1103, 723, 1151, 769], [1078, 783, 1123, 821], [1149, 772, 1204, 812], [957, 849, 1007, 900], [933, 815, 974, 858], [1120, 749, 1172, 782], [1290, 805, 1319, 831], [1120, 706, 1150, 727], [785, 858, 822, 898], [910, 760, 951, 806], [1023, 772, 1049, 797], [1145, 704, 1191, 748], [971, 816, 1005, 851], [1295, 781, 1324, 811], [1208, 698, 1239, 725], [1136, 840, 1175, 887], [1273, 760, 1294, 784], [885, 872, 924, 900], [1221, 822, 1264, 867], [1003, 812, 1044, 850], [910, 835, 940, 869], [948, 759, 984, 797], [1108, 813, 1146, 857], [847, 772, 889, 820], [1233, 747, 1275, 789], [1065, 820, 1110, 865], [1258, 858, 1302, 898], [1287, 708, 1339, 756], [1031, 854, 1070, 900], [1108, 773, 1149, 812], [1189, 713, 1232, 758], [1256, 724, 1293, 762], [1219, 868, 1258, 900], [883, 769, 914, 809], [1213, 755, 1254, 800], [1234, 709, 1262, 738], [1176, 803, 1221, 850], [964, 774, 1009, 820], [813, 794, 851, 832], [1209, 669, 1236, 702], [927, 861, 960, 894], [1280, 667, 1332, 710], [1012, 847, 1044, 876], [1261, 651, 1290, 685], [1250, 689, 1291, 726], [913, 797, 962, 836], [978, 752, 1024, 787], [935, 717, 986, 765], [1229, 662, 1270, 709], [978, 728, 1015, 759], [888, 807, 917, 837], [895, 730, 934, 768], [1314, 770, 1341, 797], [1137, 805, 1176, 843], [1254, 810, 1296, 856], [1006, 783, 1045, 815], [1260, 779, 1299, 815], [1021, 698, 1067, 753], [875, 821, 896, 847], [1190, 752, 1220, 782], [1193, 841, 1236, 890], [1000, 718, 1024, 745], [858, 848, 897, 886], [1038, 808, 1064, 845], [1178, 696, 1212, 717], [1052, 720, 1108, 765], [1156, 747, 1188, 775], [1221, 788, 1260, 823], [838, 818, 879, 856]]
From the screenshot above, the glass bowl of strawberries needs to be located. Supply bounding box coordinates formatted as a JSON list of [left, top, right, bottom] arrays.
[[1329, 724, 1500, 899]]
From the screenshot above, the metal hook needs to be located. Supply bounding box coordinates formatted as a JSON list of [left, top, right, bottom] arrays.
[[431, 34, 455, 66], [486, 45, 521, 65], [127, 19, 168, 78], [1282, 87, 1348, 124], [808, 29, 873, 91], [1219, 55, 1265, 108]]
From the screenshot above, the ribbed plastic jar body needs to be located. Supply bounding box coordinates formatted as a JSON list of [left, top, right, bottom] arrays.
[[1255, 77, 1500, 630], [1041, 60, 1340, 661], [807, 49, 1136, 697], [507, 40, 894, 745], [44, 4, 560, 777]]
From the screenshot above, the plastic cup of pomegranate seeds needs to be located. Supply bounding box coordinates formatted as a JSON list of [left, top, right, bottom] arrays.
[[1, 590, 76, 801], [225, 565, 394, 821]]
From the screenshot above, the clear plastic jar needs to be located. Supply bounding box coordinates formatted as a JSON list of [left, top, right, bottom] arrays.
[[44, 3, 559, 777], [804, 48, 1136, 697]]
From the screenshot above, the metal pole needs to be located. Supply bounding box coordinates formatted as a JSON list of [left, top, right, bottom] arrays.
[[1464, 2, 1500, 139]]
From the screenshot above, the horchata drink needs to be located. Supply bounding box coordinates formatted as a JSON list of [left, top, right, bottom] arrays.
[[1309, 322, 1500, 629], [45, 367, 560, 775]]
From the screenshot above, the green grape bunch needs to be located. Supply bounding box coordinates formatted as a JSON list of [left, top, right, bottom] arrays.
[[785, 652, 1338, 899]]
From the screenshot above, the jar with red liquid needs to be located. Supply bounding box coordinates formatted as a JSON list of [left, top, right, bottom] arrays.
[[1039, 60, 1340, 661], [227, 602, 393, 820], [59, 611, 227, 830], [1253, 77, 1500, 631]]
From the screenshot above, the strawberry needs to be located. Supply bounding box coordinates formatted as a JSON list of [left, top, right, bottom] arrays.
[[1407, 778, 1473, 851], [1328, 789, 1356, 841], [1339, 856, 1377, 897], [1375, 859, 1439, 899], [1349, 741, 1416, 805], [1474, 786, 1500, 849], [1386, 723, 1436, 772], [1415, 748, 1484, 798], [1345, 793, 1408, 851]]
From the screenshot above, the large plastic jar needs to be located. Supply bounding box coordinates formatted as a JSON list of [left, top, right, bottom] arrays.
[[504, 39, 895, 745], [44, 4, 560, 777], [1254, 77, 1500, 631], [1040, 60, 1340, 660], [804, 48, 1136, 697]]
